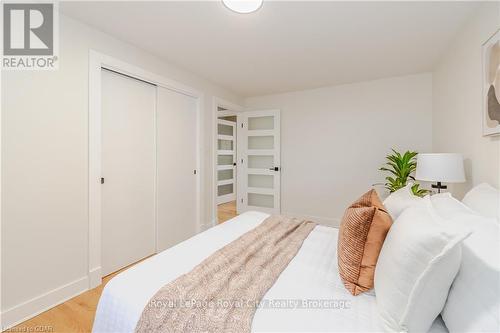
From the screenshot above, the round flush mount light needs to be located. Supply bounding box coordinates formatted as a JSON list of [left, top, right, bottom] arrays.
[[222, 0, 263, 14]]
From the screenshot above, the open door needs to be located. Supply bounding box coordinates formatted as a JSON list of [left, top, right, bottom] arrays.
[[237, 110, 280, 214], [216, 119, 237, 204]]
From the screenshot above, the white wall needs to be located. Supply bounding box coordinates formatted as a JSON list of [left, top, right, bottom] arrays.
[[1, 14, 242, 327], [433, 2, 500, 198], [3, 2, 497, 328], [245, 73, 433, 225]]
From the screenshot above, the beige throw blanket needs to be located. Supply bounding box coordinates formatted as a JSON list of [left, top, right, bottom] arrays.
[[135, 215, 316, 333]]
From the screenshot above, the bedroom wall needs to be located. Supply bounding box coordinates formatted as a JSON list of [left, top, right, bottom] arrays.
[[1, 14, 242, 327], [245, 73, 433, 226], [432, 2, 500, 198]]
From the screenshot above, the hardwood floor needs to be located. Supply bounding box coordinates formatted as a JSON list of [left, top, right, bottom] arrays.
[[6, 204, 238, 333], [5, 258, 148, 333], [217, 200, 237, 224]]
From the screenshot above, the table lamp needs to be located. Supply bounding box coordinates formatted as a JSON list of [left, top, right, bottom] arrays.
[[416, 153, 466, 193]]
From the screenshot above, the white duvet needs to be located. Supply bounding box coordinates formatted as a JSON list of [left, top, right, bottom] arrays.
[[93, 211, 447, 332]]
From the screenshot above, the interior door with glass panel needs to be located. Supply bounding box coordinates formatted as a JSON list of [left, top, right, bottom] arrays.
[[217, 119, 236, 204], [237, 110, 280, 214]]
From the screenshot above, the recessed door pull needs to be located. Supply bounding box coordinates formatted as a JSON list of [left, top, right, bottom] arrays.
[[101, 177, 105, 184]]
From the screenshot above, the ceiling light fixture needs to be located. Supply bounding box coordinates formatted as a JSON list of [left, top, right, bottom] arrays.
[[222, 0, 263, 14]]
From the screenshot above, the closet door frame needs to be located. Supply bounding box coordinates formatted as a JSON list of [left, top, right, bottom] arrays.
[[88, 50, 202, 289]]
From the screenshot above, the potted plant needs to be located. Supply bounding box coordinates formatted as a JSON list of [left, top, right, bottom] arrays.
[[379, 149, 429, 197]]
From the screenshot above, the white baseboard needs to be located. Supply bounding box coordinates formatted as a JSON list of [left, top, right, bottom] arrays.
[[199, 217, 217, 232], [89, 267, 102, 289], [1, 276, 89, 330], [199, 222, 214, 232], [282, 212, 341, 228]]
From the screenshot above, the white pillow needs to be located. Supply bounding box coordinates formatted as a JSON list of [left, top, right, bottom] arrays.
[[430, 192, 478, 219], [374, 197, 471, 332], [382, 183, 422, 220], [437, 213, 500, 332], [462, 183, 500, 220]]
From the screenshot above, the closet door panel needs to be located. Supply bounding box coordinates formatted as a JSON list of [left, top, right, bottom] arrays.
[[157, 87, 198, 251], [101, 70, 156, 276]]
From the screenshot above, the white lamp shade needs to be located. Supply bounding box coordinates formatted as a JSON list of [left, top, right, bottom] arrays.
[[416, 153, 466, 183]]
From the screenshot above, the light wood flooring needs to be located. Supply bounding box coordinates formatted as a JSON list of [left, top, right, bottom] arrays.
[[217, 200, 237, 224], [5, 258, 148, 333], [6, 203, 238, 333]]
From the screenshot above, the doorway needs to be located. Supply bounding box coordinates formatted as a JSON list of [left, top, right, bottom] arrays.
[[216, 108, 238, 224], [212, 100, 281, 226]]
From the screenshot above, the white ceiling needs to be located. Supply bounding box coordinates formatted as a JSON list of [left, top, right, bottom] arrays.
[[61, 1, 481, 97]]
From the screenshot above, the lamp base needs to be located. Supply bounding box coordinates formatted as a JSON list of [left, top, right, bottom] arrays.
[[431, 182, 447, 193]]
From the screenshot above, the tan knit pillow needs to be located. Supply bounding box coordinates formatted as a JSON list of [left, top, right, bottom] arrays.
[[337, 189, 393, 295]]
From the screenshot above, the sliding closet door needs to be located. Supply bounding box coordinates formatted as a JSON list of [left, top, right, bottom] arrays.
[[156, 87, 198, 252], [101, 69, 156, 276]]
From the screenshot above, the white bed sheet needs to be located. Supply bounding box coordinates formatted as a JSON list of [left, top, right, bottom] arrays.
[[93, 211, 448, 332]]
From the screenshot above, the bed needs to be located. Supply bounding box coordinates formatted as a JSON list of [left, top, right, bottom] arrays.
[[93, 211, 448, 332]]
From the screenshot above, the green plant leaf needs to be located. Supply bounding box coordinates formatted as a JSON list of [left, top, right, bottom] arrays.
[[411, 183, 430, 197], [379, 148, 427, 196]]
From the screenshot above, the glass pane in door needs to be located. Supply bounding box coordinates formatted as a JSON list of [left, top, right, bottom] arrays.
[[248, 174, 274, 188], [248, 136, 274, 149], [218, 154, 233, 165], [218, 184, 234, 196], [218, 139, 233, 150], [248, 155, 274, 169], [218, 123, 233, 136], [248, 193, 274, 208], [248, 116, 274, 130], [218, 169, 233, 181]]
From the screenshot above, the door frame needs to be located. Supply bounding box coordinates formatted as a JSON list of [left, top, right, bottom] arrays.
[[89, 50, 202, 288], [211, 97, 243, 228]]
